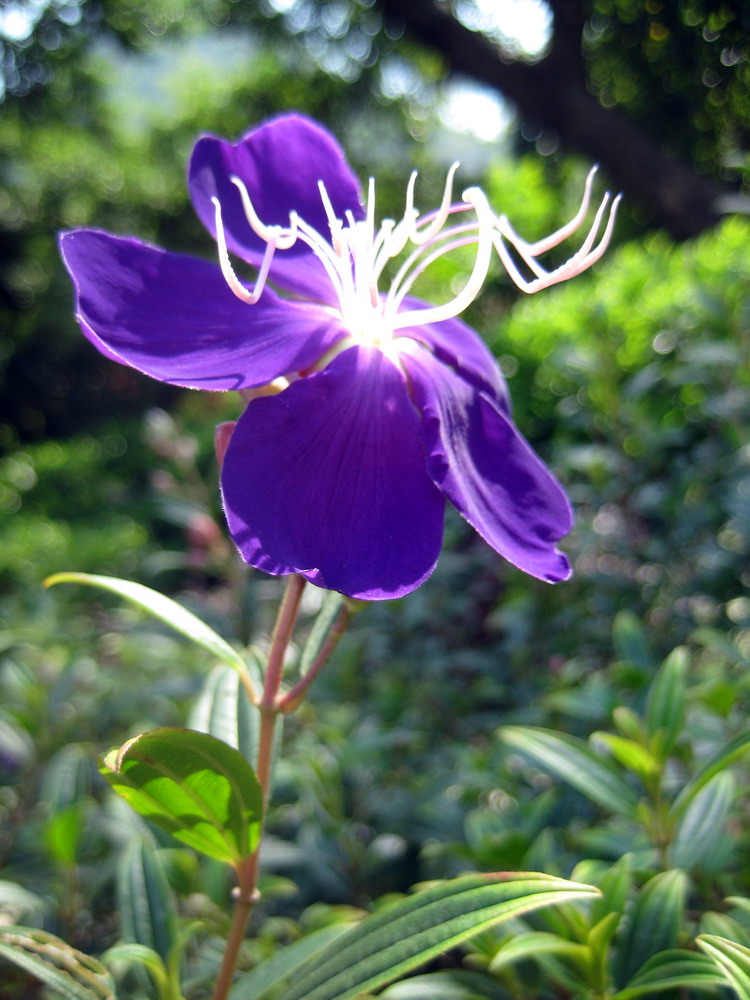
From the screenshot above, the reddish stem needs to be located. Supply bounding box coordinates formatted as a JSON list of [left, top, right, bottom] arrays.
[[211, 574, 305, 1000]]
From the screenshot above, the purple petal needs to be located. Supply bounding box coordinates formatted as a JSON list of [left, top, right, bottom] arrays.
[[401, 341, 573, 583], [189, 114, 363, 301], [60, 230, 347, 390], [221, 345, 445, 599], [396, 299, 510, 411]]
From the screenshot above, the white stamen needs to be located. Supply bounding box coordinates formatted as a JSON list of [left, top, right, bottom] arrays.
[[209, 160, 619, 351], [409, 162, 460, 247], [502, 165, 599, 257], [389, 187, 495, 330], [230, 176, 298, 250], [495, 190, 621, 294], [318, 180, 346, 256], [366, 176, 376, 243], [212, 195, 275, 304]]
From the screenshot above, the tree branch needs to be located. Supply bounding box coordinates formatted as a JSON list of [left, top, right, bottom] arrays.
[[376, 0, 722, 238]]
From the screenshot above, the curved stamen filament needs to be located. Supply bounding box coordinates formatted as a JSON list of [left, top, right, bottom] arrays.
[[408, 162, 460, 247], [292, 213, 352, 307], [212, 195, 276, 304], [230, 176, 298, 250], [384, 218, 478, 314], [211, 158, 619, 344], [389, 186, 495, 331], [494, 190, 621, 294], [508, 165, 599, 257], [229, 175, 297, 250], [317, 180, 346, 257]]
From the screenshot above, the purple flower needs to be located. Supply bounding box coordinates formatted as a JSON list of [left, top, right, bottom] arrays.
[[59, 113, 618, 600]]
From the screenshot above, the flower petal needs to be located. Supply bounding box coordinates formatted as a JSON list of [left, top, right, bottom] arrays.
[[221, 345, 445, 599], [397, 300, 510, 411], [60, 230, 347, 390], [401, 341, 573, 583], [189, 113, 364, 301]]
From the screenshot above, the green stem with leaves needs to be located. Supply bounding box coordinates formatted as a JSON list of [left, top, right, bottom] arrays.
[[211, 574, 306, 1000]]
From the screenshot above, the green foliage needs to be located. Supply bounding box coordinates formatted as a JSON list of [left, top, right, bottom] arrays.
[[275, 873, 599, 1000], [499, 635, 750, 871], [587, 0, 750, 180], [46, 572, 249, 676], [101, 727, 263, 865], [698, 935, 750, 999], [0, 926, 115, 1000], [1, 7, 749, 998]]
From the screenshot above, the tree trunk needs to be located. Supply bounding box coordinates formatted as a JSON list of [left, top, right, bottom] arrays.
[[375, 0, 722, 239]]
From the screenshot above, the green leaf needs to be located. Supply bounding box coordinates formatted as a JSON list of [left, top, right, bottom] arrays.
[[41, 744, 95, 813], [614, 870, 687, 987], [670, 731, 750, 820], [590, 853, 632, 926], [102, 942, 169, 994], [190, 664, 261, 763], [700, 912, 750, 947], [274, 873, 599, 1000], [488, 931, 586, 973], [612, 707, 645, 743], [500, 726, 640, 818], [229, 924, 354, 1000], [43, 803, 85, 868], [697, 935, 750, 999], [299, 592, 345, 676], [101, 728, 263, 866], [670, 771, 735, 871], [644, 647, 688, 755], [692, 627, 750, 668], [590, 733, 659, 782], [117, 836, 177, 964], [0, 925, 115, 1000], [0, 880, 46, 924], [588, 911, 621, 961], [612, 949, 727, 999], [613, 611, 653, 670], [379, 969, 512, 999], [45, 572, 247, 675]]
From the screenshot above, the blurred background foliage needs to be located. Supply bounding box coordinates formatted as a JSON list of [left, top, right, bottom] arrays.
[[1, 1, 750, 997]]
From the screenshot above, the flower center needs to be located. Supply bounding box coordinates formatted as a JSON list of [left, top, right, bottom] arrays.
[[211, 162, 620, 353]]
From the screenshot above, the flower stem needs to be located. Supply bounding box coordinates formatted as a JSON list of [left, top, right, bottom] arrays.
[[278, 602, 355, 714], [210, 574, 306, 1000]]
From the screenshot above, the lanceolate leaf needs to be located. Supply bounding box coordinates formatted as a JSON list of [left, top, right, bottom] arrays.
[[45, 572, 247, 675], [613, 611, 654, 670], [670, 771, 735, 871], [591, 853, 632, 926], [644, 647, 688, 755], [697, 935, 750, 1000], [612, 949, 727, 999], [379, 969, 516, 999], [670, 731, 750, 820], [190, 665, 260, 763], [299, 592, 345, 676], [487, 931, 586, 973], [0, 926, 114, 1000], [117, 836, 177, 963], [590, 733, 659, 782], [500, 727, 640, 818], [229, 924, 354, 1000], [700, 912, 750, 948], [101, 728, 262, 866], [274, 873, 599, 1000], [614, 870, 687, 987], [101, 943, 168, 995]]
